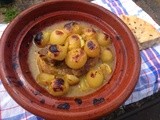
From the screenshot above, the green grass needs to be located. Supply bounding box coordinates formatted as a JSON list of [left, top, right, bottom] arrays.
[[4, 7, 19, 22]]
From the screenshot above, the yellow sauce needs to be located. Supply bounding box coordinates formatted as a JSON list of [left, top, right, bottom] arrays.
[[28, 21, 116, 97]]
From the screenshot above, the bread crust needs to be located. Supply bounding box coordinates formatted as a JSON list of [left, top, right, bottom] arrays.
[[120, 15, 160, 50]]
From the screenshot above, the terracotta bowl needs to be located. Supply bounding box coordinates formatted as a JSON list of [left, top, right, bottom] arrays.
[[0, 0, 141, 120]]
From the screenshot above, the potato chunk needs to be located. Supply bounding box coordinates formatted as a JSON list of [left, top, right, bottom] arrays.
[[84, 39, 100, 57], [64, 21, 82, 35], [86, 69, 104, 88], [36, 73, 55, 86], [97, 32, 111, 46], [47, 43, 68, 61], [65, 48, 87, 69], [66, 34, 81, 50], [34, 31, 50, 47], [100, 49, 113, 62], [49, 29, 67, 45], [48, 78, 69, 96], [82, 28, 96, 40]]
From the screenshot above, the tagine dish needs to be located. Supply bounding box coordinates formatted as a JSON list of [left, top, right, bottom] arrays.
[[0, 1, 140, 119]]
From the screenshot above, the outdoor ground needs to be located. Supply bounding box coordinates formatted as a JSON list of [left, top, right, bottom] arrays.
[[0, 0, 44, 23], [133, 0, 160, 25]]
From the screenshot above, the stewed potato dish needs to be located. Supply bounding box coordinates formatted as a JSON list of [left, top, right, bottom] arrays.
[[28, 21, 116, 97]]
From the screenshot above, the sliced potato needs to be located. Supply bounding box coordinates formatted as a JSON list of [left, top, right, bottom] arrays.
[[100, 63, 112, 75], [79, 78, 90, 91], [37, 55, 56, 74], [64, 74, 80, 85]]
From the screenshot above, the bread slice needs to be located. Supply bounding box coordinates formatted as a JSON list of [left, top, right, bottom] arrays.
[[120, 15, 160, 50]]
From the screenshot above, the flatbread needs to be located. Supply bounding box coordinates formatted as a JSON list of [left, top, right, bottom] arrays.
[[120, 15, 160, 50]]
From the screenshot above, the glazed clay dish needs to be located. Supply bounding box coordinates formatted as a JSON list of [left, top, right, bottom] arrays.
[[0, 0, 141, 120]]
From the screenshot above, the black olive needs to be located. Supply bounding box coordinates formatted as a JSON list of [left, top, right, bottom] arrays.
[[55, 78, 64, 86], [50, 77, 69, 96], [87, 40, 95, 50], [52, 78, 65, 92], [64, 21, 78, 30], [34, 32, 43, 45], [49, 45, 59, 53]]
